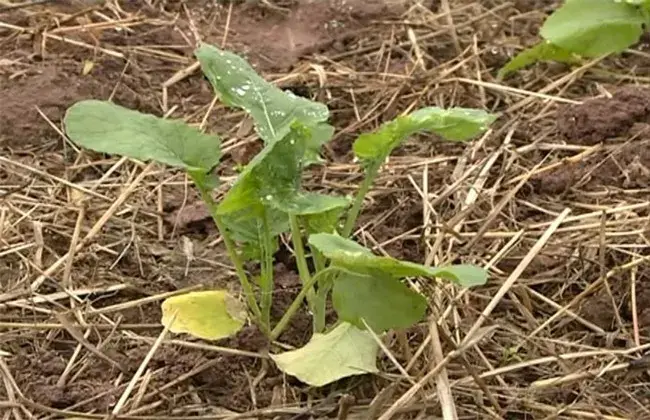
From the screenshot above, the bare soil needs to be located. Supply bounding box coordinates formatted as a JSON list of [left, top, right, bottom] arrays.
[[535, 87, 650, 194], [2, 0, 650, 419]]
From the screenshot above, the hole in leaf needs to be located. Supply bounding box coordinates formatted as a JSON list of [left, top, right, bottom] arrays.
[[285, 84, 311, 98]]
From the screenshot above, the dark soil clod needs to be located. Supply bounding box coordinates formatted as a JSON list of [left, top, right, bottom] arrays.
[[3, 0, 650, 418], [557, 86, 650, 145]]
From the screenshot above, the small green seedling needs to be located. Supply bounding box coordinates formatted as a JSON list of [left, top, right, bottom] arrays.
[[499, 0, 650, 78], [63, 43, 497, 386]]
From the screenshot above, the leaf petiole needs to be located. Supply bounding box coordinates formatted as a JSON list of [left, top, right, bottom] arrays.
[[270, 266, 338, 340], [258, 208, 275, 330], [341, 161, 380, 238], [313, 277, 332, 333], [289, 215, 316, 313], [193, 177, 264, 330]]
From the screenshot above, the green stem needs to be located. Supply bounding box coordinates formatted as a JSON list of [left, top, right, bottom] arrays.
[[313, 276, 332, 333], [193, 180, 263, 324], [324, 318, 344, 335], [289, 215, 316, 311], [270, 267, 337, 341], [341, 162, 380, 238], [309, 244, 326, 273], [310, 242, 329, 333], [259, 209, 275, 329]]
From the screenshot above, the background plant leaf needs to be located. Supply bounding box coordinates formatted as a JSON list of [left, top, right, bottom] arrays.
[[196, 43, 334, 162], [308, 233, 488, 287], [64, 100, 221, 173], [332, 272, 427, 332], [161, 290, 247, 341], [353, 107, 496, 163], [498, 41, 580, 79], [539, 0, 644, 58], [270, 322, 379, 387]]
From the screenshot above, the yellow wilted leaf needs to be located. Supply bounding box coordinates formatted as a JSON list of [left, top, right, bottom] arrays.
[[82, 60, 94, 75], [161, 290, 247, 340]]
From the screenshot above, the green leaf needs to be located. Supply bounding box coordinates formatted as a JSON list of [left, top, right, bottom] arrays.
[[216, 122, 347, 243], [298, 196, 349, 235], [498, 41, 581, 79], [305, 123, 335, 166], [217, 123, 344, 259], [196, 43, 333, 151], [308, 233, 488, 287], [353, 107, 496, 163], [333, 272, 427, 332], [217, 123, 308, 217], [190, 169, 220, 192], [64, 100, 221, 173], [221, 207, 290, 244], [302, 206, 345, 235], [271, 192, 350, 216], [221, 208, 287, 261], [270, 322, 379, 387], [540, 0, 644, 58], [161, 290, 247, 341]]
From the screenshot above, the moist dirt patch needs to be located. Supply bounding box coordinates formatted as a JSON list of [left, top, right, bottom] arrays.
[[4, 0, 650, 418], [0, 61, 131, 149], [556, 86, 650, 145], [579, 266, 650, 335], [8, 337, 268, 413], [534, 86, 650, 193], [216, 0, 406, 72]]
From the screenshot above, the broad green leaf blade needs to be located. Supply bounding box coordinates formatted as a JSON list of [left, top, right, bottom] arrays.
[[353, 107, 496, 163], [498, 41, 580, 79], [217, 123, 308, 217], [221, 208, 287, 261], [294, 194, 350, 235], [333, 272, 427, 332], [196, 43, 333, 148], [433, 264, 488, 287], [270, 322, 379, 387], [64, 100, 221, 173], [305, 123, 336, 166], [161, 290, 247, 341], [189, 169, 220, 192], [308, 233, 488, 287], [540, 0, 644, 58], [270, 192, 350, 215], [222, 208, 289, 243], [216, 123, 312, 260], [302, 206, 345, 235]]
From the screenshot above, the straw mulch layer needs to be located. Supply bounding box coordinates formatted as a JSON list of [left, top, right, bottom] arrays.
[[1, 0, 649, 418]]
